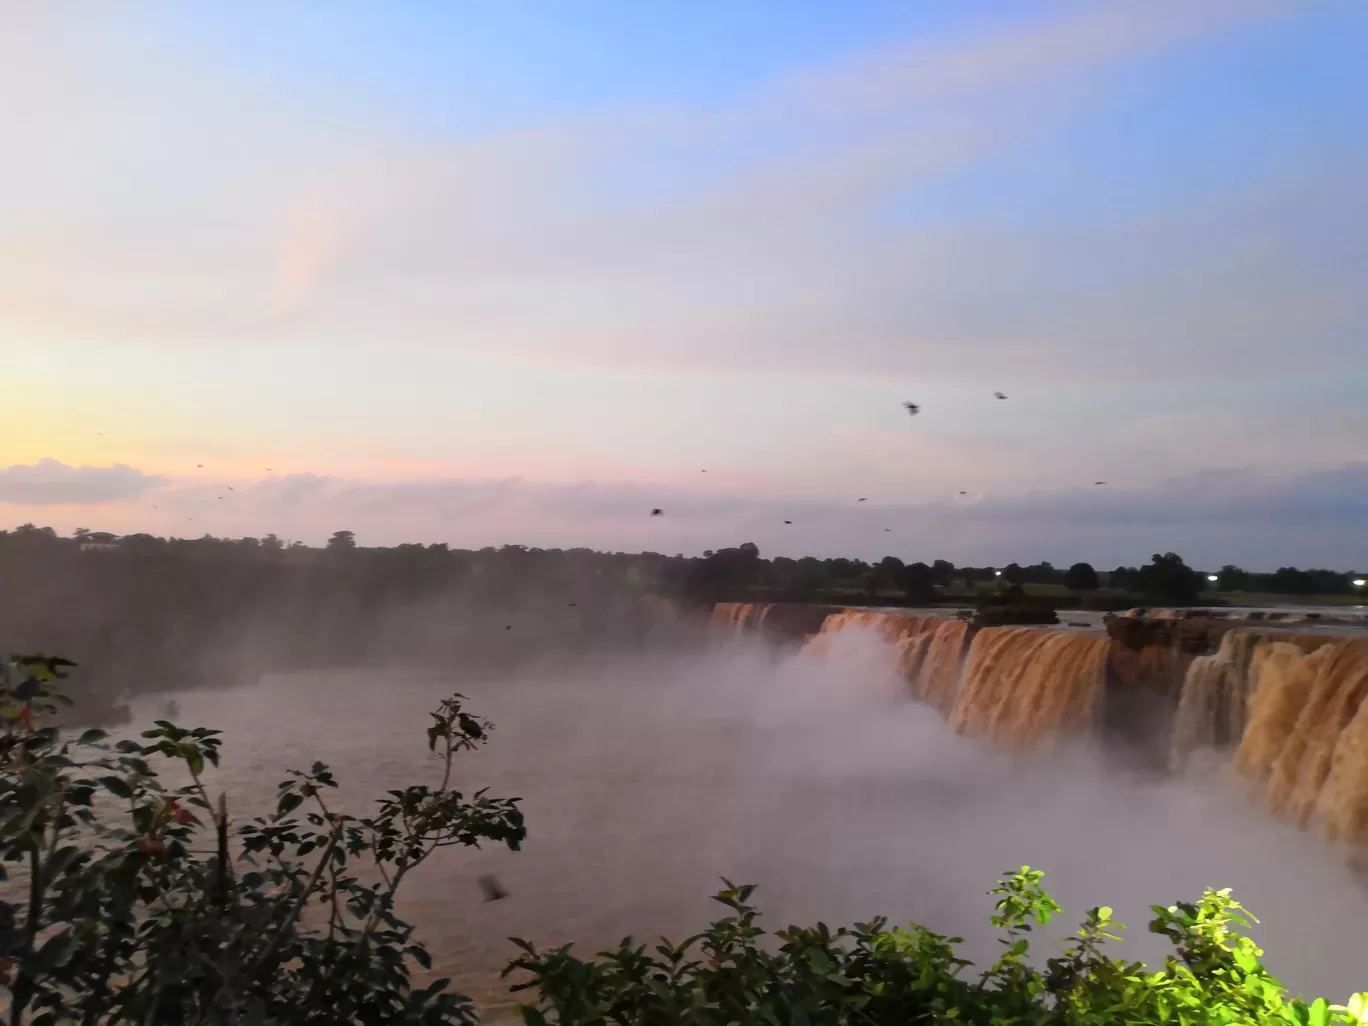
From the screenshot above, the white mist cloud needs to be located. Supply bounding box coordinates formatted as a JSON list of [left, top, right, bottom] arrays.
[[0, 459, 164, 506], [132, 633, 1368, 1002]]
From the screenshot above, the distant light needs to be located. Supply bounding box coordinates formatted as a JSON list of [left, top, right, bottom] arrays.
[[1207, 574, 1219, 582], [994, 570, 1003, 577], [1355, 579, 1366, 588]]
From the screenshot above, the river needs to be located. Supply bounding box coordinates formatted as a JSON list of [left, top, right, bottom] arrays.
[[102, 628, 1367, 1016]]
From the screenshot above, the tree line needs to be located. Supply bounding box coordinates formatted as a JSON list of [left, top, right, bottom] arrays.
[[2, 523, 1361, 717]]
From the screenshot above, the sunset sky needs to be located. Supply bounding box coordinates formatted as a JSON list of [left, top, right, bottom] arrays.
[[2, 1, 1365, 568]]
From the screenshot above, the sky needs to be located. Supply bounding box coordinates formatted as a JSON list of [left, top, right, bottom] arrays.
[[1, 0, 1365, 569]]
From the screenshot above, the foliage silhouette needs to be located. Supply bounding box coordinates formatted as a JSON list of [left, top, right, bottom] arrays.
[[507, 869, 1368, 1026], [1063, 562, 1099, 592], [0, 654, 525, 1024]]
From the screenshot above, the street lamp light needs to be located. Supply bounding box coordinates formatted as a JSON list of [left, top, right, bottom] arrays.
[[994, 570, 1003, 577], [1354, 579, 1366, 588], [1206, 574, 1219, 583]]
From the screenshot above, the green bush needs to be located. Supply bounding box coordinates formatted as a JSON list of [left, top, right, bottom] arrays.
[[0, 654, 525, 1025], [507, 870, 1367, 1025]]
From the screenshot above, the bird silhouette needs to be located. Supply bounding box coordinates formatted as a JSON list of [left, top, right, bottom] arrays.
[[650, 508, 663, 516], [783, 520, 792, 525], [902, 402, 921, 416], [994, 392, 1007, 400], [196, 464, 203, 468], [858, 497, 867, 502], [701, 469, 707, 472], [227, 486, 234, 491], [477, 874, 509, 902], [505, 625, 512, 630], [1095, 481, 1106, 485], [958, 491, 967, 495], [568, 602, 577, 607], [884, 528, 891, 532]]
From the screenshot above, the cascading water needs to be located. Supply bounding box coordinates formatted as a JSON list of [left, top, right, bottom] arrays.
[[1236, 641, 1331, 783], [1166, 630, 1335, 771], [711, 602, 772, 639], [802, 609, 935, 658], [802, 612, 1106, 751], [1263, 638, 1368, 834], [917, 619, 971, 713], [948, 627, 1108, 751], [716, 601, 1368, 865]]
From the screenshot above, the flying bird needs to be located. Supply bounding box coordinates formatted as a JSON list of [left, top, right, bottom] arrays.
[[958, 491, 967, 495], [783, 520, 792, 525], [196, 464, 203, 469], [858, 497, 867, 502], [477, 874, 509, 902], [1095, 481, 1106, 485], [227, 486, 234, 491], [505, 625, 512, 630], [650, 508, 663, 516], [994, 392, 1007, 400], [902, 402, 921, 416], [884, 528, 891, 532]]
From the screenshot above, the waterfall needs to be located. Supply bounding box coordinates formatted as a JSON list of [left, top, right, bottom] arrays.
[[917, 619, 971, 713], [1264, 638, 1368, 832], [710, 602, 772, 639], [801, 609, 939, 658], [708, 601, 1368, 861], [1235, 641, 1332, 782], [948, 627, 1108, 751], [799, 613, 1105, 751]]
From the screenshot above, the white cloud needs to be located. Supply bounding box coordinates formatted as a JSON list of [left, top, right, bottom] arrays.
[[1, 0, 1342, 389], [0, 459, 164, 506]]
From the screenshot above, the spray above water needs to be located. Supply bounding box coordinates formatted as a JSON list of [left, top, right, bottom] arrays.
[[129, 603, 1368, 1006]]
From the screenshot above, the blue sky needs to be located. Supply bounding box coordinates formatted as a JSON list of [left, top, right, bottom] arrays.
[[1, 0, 1365, 568]]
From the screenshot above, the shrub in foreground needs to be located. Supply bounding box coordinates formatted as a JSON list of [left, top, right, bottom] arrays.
[[507, 872, 1367, 1025], [0, 654, 525, 1025]]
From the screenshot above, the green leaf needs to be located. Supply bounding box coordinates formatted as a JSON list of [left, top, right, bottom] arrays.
[[100, 775, 135, 800], [181, 744, 205, 776], [277, 792, 304, 816], [1309, 997, 1329, 1026], [1346, 993, 1368, 1024]]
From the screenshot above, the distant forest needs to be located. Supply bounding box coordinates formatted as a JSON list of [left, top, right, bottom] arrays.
[[1, 523, 1362, 720]]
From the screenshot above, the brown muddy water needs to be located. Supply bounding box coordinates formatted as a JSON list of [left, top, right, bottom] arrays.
[[101, 627, 1366, 1016]]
